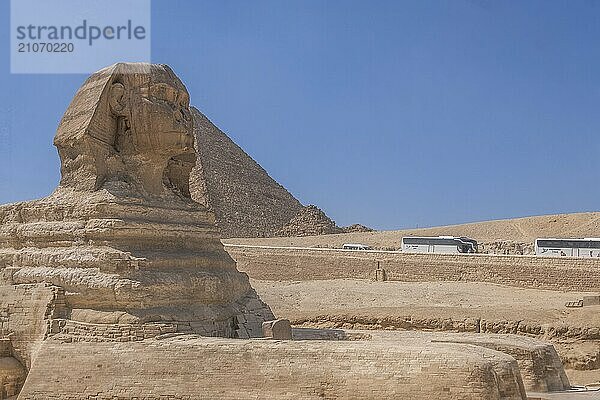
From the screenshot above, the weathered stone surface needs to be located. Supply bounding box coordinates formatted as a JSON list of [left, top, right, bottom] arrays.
[[19, 334, 529, 400], [432, 333, 571, 392], [0, 284, 65, 367], [262, 319, 292, 340]]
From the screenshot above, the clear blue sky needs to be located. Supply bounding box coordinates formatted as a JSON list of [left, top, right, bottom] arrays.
[[1, 1, 599, 230]]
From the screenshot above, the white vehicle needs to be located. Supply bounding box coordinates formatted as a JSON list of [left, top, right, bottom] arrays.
[[342, 243, 372, 250], [535, 238, 600, 258], [401, 236, 479, 254]]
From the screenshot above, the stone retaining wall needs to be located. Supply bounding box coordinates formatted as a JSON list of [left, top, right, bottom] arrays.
[[226, 246, 600, 291]]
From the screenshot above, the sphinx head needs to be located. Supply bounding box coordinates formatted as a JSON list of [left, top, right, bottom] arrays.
[[54, 63, 195, 196]]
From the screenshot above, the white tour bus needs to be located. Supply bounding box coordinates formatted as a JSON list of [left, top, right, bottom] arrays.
[[535, 238, 600, 258], [342, 243, 372, 250], [401, 236, 479, 254]]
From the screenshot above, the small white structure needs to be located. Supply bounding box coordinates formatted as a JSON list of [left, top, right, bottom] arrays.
[[401, 236, 478, 254], [342, 243, 372, 250], [535, 238, 600, 258]]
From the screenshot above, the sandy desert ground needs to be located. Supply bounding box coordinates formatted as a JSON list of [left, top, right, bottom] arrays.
[[251, 279, 597, 323]]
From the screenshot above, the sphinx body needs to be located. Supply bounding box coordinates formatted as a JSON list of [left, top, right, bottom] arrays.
[[0, 63, 273, 352]]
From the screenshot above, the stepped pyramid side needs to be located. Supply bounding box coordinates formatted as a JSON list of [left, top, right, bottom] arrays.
[[191, 108, 303, 238]]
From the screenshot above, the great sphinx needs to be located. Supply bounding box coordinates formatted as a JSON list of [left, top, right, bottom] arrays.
[[0, 63, 273, 364]]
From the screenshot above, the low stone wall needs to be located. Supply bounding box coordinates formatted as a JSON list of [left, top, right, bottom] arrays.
[[51, 316, 257, 342], [20, 335, 527, 400], [226, 246, 600, 291], [291, 313, 600, 341]]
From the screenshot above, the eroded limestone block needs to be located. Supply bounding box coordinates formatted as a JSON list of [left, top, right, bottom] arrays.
[[0, 285, 65, 367], [432, 333, 571, 392], [262, 319, 292, 340]]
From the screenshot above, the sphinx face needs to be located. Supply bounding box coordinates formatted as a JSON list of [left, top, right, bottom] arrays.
[[54, 63, 198, 193], [127, 76, 194, 157]]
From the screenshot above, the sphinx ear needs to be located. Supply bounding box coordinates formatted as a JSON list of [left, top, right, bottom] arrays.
[[109, 82, 127, 116]]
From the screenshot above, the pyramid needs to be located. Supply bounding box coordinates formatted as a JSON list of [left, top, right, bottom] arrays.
[[276, 205, 343, 237], [191, 108, 303, 238]]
